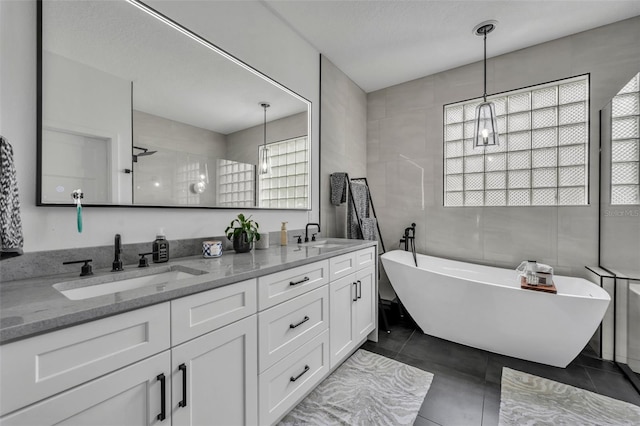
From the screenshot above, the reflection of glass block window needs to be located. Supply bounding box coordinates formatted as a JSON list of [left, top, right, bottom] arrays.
[[444, 75, 589, 206], [216, 159, 255, 207], [259, 136, 309, 209], [611, 72, 640, 205]]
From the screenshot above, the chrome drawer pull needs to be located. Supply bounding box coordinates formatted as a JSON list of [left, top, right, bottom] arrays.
[[290, 365, 310, 382], [289, 316, 310, 329], [290, 276, 310, 286]]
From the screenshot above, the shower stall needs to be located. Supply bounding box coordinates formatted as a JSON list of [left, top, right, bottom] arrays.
[[599, 71, 640, 393]]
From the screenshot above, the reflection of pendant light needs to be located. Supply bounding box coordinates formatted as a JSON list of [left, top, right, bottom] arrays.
[[259, 102, 270, 175], [473, 21, 499, 149]]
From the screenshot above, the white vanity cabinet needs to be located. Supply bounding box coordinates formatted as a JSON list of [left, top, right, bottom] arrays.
[[257, 261, 331, 425], [329, 247, 376, 369], [0, 243, 377, 426], [0, 303, 172, 425], [170, 279, 258, 426], [0, 351, 172, 426]]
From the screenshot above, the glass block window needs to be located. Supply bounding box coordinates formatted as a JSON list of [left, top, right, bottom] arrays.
[[259, 136, 309, 209], [611, 72, 640, 205], [216, 159, 255, 207], [444, 75, 589, 206]]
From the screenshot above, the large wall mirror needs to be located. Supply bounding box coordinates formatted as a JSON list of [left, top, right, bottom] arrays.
[[38, 0, 311, 209]]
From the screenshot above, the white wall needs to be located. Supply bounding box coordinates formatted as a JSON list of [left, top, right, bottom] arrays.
[[0, 0, 319, 252]]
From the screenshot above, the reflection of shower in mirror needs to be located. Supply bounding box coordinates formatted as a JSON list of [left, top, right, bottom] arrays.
[[132, 146, 157, 162]]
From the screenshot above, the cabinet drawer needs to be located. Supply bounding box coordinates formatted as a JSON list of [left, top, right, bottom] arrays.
[[329, 252, 356, 281], [0, 351, 171, 426], [171, 279, 257, 345], [258, 330, 329, 426], [258, 286, 328, 373], [258, 260, 329, 310], [355, 246, 376, 270], [0, 303, 170, 416]]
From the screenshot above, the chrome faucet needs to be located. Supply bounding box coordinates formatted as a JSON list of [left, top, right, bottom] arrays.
[[305, 223, 320, 243], [112, 234, 124, 271]]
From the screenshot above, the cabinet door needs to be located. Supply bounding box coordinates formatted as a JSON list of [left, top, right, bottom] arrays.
[[171, 315, 258, 426], [354, 265, 376, 341], [0, 351, 171, 426], [329, 273, 357, 369]]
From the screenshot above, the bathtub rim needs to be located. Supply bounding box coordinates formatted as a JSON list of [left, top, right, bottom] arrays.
[[381, 249, 610, 301]]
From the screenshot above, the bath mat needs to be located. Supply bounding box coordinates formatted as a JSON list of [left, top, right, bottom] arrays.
[[279, 349, 433, 426], [499, 367, 640, 426]]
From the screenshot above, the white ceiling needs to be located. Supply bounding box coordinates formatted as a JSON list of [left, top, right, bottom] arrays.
[[263, 0, 640, 93]]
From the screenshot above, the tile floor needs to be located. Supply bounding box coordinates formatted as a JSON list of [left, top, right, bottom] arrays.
[[362, 306, 640, 426]]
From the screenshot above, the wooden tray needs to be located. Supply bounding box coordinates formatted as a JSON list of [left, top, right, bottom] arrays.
[[520, 276, 557, 294]]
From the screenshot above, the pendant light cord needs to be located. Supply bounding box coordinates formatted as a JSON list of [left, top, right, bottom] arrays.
[[483, 30, 487, 102], [263, 105, 267, 149]]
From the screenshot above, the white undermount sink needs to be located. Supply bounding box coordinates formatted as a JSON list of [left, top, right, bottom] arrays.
[[53, 265, 206, 300], [299, 240, 348, 249]]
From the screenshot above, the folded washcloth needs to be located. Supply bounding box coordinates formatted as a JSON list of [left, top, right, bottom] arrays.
[[1, 136, 24, 259], [330, 172, 347, 205]]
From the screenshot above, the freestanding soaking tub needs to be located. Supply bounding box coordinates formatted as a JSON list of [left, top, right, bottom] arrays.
[[381, 250, 610, 368]]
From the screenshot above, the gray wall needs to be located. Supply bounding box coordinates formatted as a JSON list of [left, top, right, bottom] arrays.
[[366, 16, 640, 289], [600, 84, 640, 275], [320, 56, 368, 238], [227, 112, 308, 166]]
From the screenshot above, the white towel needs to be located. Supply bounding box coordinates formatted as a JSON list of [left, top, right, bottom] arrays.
[[0, 136, 24, 258]]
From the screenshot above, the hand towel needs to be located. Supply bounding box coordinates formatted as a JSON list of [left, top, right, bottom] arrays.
[[330, 172, 347, 205], [1, 136, 24, 259], [347, 181, 370, 239]]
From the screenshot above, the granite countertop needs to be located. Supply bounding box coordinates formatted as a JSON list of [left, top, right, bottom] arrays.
[[0, 238, 376, 345]]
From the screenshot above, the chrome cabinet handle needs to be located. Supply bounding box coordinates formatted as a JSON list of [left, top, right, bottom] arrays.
[[352, 282, 358, 301], [289, 316, 310, 329], [290, 276, 310, 286], [290, 365, 310, 382], [156, 373, 166, 421], [178, 363, 187, 408], [357, 280, 362, 299]]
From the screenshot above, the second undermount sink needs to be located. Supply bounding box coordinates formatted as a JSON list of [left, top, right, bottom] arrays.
[[299, 240, 348, 249], [53, 265, 206, 300]]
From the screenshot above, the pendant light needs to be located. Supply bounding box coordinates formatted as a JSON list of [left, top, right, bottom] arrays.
[[259, 102, 270, 175], [473, 21, 499, 149]]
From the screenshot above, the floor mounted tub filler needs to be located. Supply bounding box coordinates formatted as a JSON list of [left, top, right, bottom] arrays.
[[381, 250, 610, 368]]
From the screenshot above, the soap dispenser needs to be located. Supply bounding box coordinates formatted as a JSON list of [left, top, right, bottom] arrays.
[[280, 222, 288, 246], [153, 231, 169, 263]]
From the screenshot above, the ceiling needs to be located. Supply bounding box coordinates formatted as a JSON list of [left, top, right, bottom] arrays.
[[263, 0, 640, 93]]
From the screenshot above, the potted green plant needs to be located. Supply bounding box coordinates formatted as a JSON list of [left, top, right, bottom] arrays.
[[225, 213, 260, 253]]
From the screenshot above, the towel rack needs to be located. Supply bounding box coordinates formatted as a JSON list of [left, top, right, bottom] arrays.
[[331, 173, 392, 333]]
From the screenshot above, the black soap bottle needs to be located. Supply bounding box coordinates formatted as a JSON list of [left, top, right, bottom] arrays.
[[153, 233, 169, 263]]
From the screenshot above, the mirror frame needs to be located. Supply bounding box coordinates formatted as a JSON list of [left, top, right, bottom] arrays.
[[36, 0, 312, 210]]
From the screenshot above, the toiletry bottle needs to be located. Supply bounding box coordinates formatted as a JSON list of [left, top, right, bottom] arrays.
[[280, 222, 288, 246], [153, 233, 169, 263]]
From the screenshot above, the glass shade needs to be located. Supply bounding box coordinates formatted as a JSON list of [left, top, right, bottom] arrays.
[[259, 146, 270, 175], [474, 101, 499, 148]]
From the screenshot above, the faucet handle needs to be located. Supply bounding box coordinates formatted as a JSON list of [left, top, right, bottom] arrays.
[[138, 252, 154, 268], [293, 235, 302, 244], [311, 233, 317, 241], [63, 259, 93, 277]]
